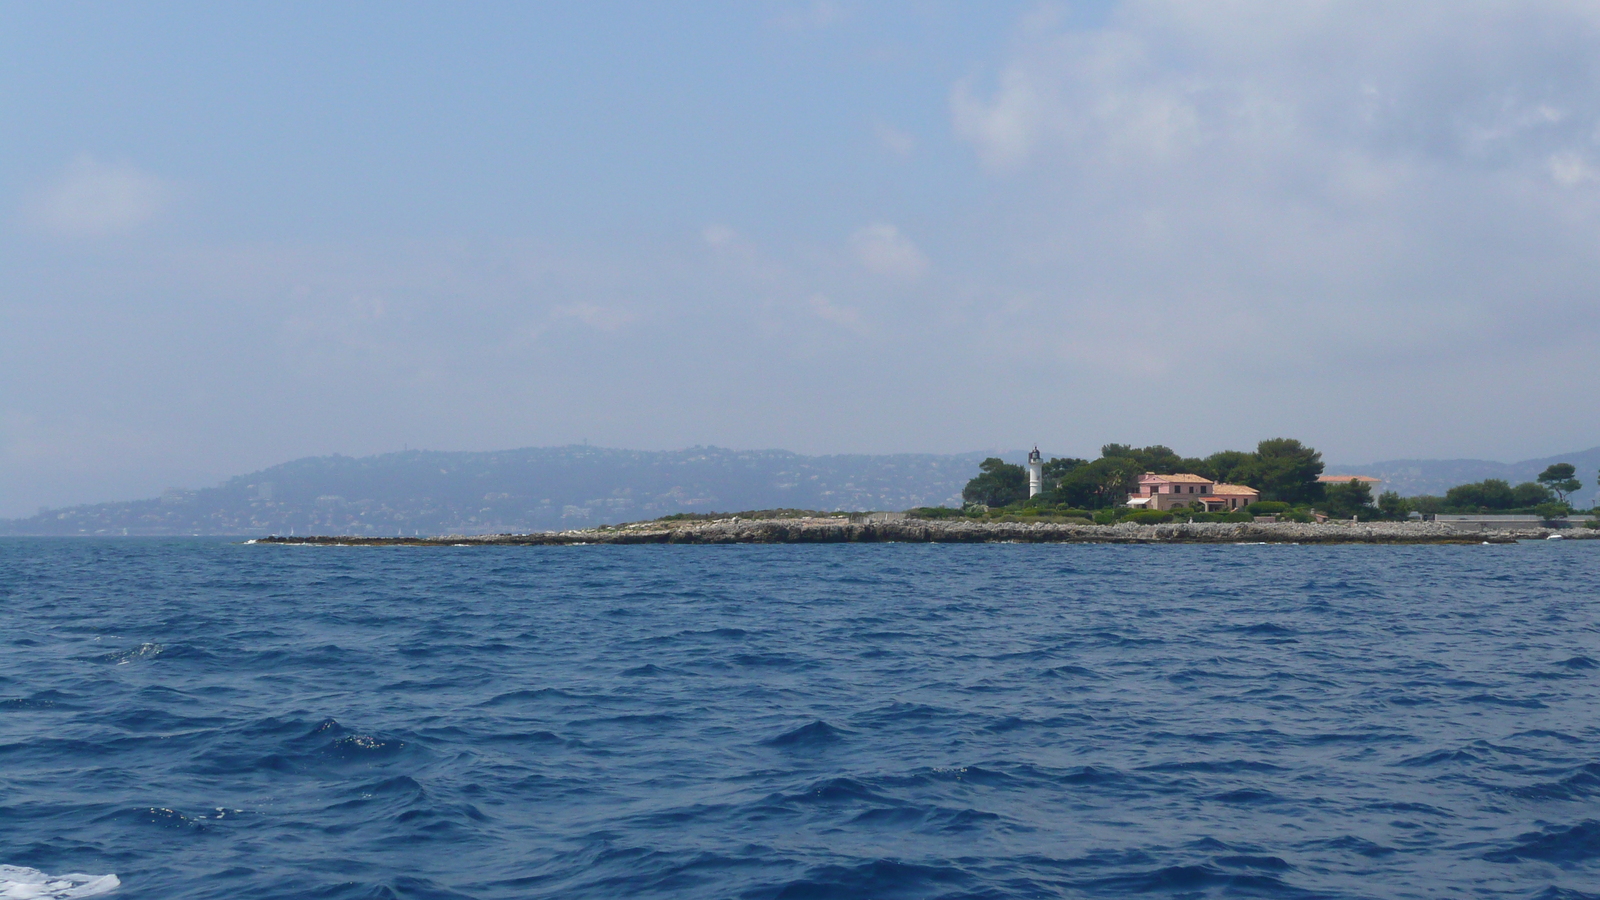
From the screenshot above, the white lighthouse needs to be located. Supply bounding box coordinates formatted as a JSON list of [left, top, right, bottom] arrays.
[[1027, 447, 1043, 498]]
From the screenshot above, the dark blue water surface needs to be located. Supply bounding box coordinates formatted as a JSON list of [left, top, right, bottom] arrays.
[[2, 539, 1599, 899]]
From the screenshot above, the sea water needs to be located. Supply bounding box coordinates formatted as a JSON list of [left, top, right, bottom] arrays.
[[0, 538, 1597, 899]]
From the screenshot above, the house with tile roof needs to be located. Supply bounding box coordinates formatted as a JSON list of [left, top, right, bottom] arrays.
[[1125, 472, 1261, 512]]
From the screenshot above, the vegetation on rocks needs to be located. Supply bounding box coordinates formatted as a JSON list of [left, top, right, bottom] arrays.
[[258, 516, 1599, 547], [958, 441, 1595, 524], [956, 438, 1335, 523]]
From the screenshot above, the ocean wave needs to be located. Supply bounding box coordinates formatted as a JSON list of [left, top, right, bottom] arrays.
[[1485, 820, 1600, 865], [764, 721, 847, 748], [5, 540, 1600, 898], [0, 866, 119, 899]]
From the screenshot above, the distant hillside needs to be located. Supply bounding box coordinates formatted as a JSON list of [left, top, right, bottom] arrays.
[[1, 446, 992, 536], [1328, 446, 1600, 502]]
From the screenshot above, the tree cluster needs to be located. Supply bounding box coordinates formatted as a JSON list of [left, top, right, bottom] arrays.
[[962, 438, 1327, 512], [1400, 464, 1588, 519], [960, 447, 1596, 524]]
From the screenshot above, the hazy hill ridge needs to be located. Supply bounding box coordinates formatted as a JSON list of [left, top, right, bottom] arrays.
[[2, 446, 991, 536], [1332, 446, 1600, 501]]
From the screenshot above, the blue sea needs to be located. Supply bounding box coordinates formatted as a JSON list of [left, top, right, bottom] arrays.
[[2, 539, 1598, 899]]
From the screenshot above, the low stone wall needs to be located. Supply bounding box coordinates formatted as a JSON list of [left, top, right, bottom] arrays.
[[254, 519, 1600, 547], [1430, 515, 1596, 530]]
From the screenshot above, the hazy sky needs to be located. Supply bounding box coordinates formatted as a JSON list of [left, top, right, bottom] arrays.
[[5, 1, 1600, 517]]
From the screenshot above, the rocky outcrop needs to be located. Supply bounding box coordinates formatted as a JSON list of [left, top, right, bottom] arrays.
[[254, 518, 1600, 546]]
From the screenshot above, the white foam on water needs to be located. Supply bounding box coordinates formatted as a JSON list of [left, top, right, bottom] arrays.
[[0, 866, 119, 899]]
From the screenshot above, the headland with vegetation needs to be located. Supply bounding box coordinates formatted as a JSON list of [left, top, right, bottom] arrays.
[[253, 513, 1593, 546], [941, 438, 1599, 526]]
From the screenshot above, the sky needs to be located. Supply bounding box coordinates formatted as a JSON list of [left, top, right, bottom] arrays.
[[4, 0, 1600, 517]]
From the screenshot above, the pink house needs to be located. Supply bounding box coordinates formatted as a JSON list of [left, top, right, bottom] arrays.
[[1126, 473, 1261, 512]]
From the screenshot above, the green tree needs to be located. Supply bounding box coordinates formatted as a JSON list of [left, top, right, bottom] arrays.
[[1196, 450, 1253, 484], [962, 458, 1028, 507], [1040, 457, 1088, 495], [1510, 481, 1554, 508], [1376, 490, 1409, 520], [1408, 495, 1444, 515], [1322, 479, 1375, 519], [1236, 438, 1325, 504], [1090, 456, 1145, 506], [1100, 443, 1186, 474], [1537, 463, 1582, 502], [1444, 479, 1516, 511], [1049, 455, 1144, 509]]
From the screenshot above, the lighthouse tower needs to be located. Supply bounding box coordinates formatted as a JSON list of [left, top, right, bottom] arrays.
[[1027, 447, 1043, 498]]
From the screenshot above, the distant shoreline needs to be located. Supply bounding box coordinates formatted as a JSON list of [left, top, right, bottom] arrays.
[[252, 518, 1600, 546]]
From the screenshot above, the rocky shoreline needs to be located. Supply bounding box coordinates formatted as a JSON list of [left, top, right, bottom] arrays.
[[253, 517, 1600, 546]]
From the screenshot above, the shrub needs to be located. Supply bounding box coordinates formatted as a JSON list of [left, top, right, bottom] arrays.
[[1093, 509, 1118, 525], [1186, 511, 1249, 523], [1376, 491, 1409, 521], [1281, 509, 1313, 523], [1533, 502, 1570, 523], [1407, 495, 1445, 515], [1126, 510, 1175, 525], [1245, 501, 1290, 515], [908, 506, 962, 519]]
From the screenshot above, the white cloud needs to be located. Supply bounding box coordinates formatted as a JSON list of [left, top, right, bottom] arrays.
[[807, 294, 864, 332], [942, 0, 1600, 366], [552, 302, 636, 332], [35, 155, 168, 236], [850, 223, 928, 280], [952, 69, 1040, 170], [772, 1, 845, 31], [1548, 151, 1597, 186], [873, 122, 916, 157], [702, 224, 737, 248]]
